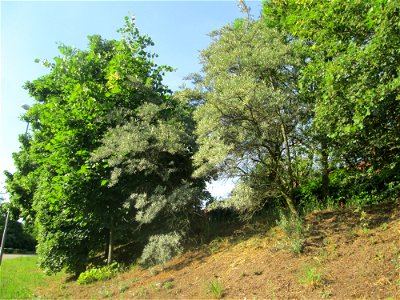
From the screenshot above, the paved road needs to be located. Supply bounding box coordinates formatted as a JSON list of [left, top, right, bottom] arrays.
[[2, 254, 36, 260]]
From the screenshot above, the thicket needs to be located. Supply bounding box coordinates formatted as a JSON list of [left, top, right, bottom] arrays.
[[4, 0, 399, 276]]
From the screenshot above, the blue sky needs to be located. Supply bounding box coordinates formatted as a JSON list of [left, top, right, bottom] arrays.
[[0, 1, 262, 198]]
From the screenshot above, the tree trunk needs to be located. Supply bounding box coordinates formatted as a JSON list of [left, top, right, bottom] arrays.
[[320, 138, 329, 200], [281, 123, 295, 190], [280, 191, 298, 217], [280, 122, 298, 216], [107, 216, 114, 265]]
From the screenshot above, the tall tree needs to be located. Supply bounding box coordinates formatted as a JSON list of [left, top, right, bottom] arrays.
[[193, 19, 306, 216], [263, 0, 400, 172]]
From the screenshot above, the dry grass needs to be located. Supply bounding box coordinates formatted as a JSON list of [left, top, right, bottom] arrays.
[[32, 200, 400, 299]]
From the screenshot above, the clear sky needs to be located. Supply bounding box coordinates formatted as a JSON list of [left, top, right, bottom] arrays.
[[0, 1, 262, 199]]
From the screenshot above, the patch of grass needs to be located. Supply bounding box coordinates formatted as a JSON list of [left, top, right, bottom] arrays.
[[391, 246, 400, 286], [119, 283, 129, 293], [264, 280, 276, 299], [99, 284, 114, 299], [0, 256, 64, 299], [300, 264, 323, 289], [208, 237, 229, 254], [163, 280, 174, 290], [150, 282, 161, 291], [117, 278, 138, 296], [133, 286, 148, 298], [320, 289, 332, 298], [358, 210, 370, 234], [208, 278, 224, 299], [379, 222, 389, 231]]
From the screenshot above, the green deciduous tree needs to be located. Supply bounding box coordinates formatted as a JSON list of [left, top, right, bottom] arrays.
[[263, 0, 400, 203], [6, 16, 205, 275]]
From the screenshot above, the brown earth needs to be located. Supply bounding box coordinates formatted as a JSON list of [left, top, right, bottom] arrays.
[[38, 201, 400, 299]]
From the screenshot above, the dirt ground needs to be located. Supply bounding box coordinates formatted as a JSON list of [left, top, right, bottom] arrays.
[[39, 201, 400, 299]]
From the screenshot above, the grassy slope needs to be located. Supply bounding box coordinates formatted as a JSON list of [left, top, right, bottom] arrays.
[[13, 201, 400, 299]]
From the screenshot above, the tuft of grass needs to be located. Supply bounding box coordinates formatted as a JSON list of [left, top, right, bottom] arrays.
[[277, 212, 305, 254], [163, 280, 174, 290], [300, 264, 323, 289], [208, 278, 224, 299], [379, 222, 389, 231], [0, 256, 65, 299], [133, 286, 148, 298], [119, 283, 129, 293], [320, 289, 332, 298]]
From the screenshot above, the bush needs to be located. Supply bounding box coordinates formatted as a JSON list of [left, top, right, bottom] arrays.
[[77, 263, 119, 285], [296, 162, 400, 212], [139, 232, 182, 268]]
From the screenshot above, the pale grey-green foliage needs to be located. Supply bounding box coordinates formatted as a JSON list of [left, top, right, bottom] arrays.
[[224, 181, 267, 220], [92, 103, 189, 187], [139, 232, 183, 267], [194, 20, 300, 177], [133, 191, 167, 224], [92, 97, 201, 266], [193, 19, 302, 214], [131, 181, 202, 225]]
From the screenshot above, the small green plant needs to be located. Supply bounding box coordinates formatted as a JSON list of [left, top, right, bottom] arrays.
[[163, 280, 174, 290], [391, 247, 400, 286], [300, 265, 323, 289], [119, 284, 129, 293], [133, 286, 148, 298], [379, 222, 389, 231], [278, 212, 305, 254], [290, 238, 305, 254], [150, 282, 161, 291], [100, 285, 114, 298], [320, 289, 332, 298], [359, 210, 369, 229], [208, 236, 226, 254], [77, 263, 119, 285], [208, 278, 224, 299], [375, 250, 385, 261]]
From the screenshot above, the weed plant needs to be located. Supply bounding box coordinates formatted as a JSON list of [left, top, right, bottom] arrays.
[[163, 280, 174, 289], [77, 262, 119, 285], [208, 278, 224, 299], [277, 211, 305, 254], [300, 264, 323, 289]]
